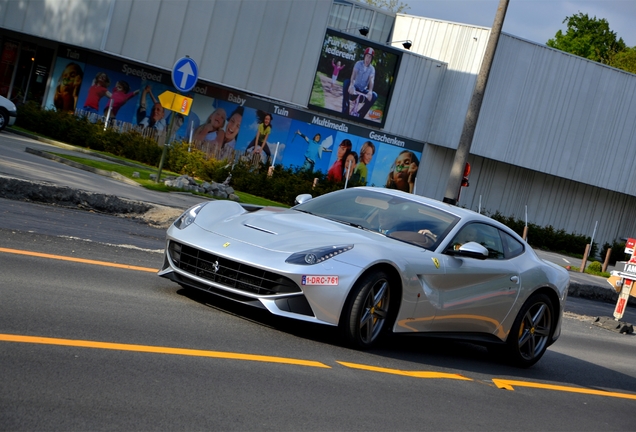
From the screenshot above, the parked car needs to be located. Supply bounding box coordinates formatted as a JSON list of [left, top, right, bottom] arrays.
[[159, 187, 570, 367], [0, 95, 17, 131]]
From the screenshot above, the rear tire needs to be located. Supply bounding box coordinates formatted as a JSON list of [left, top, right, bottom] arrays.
[[341, 271, 392, 349], [504, 293, 554, 368]]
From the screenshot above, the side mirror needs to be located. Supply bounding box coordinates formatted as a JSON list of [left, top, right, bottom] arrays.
[[448, 241, 489, 260], [295, 194, 313, 205]]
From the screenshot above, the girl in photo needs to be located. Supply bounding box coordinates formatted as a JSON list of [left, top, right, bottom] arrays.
[[327, 139, 352, 182], [83, 72, 111, 115], [385, 150, 419, 193]]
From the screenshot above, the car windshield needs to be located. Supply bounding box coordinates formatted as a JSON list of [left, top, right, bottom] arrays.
[[293, 188, 459, 250]]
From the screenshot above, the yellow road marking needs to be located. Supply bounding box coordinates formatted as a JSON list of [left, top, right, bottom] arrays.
[[337, 361, 472, 380], [0, 334, 330, 369], [0, 247, 158, 273], [493, 379, 636, 400], [3, 334, 636, 399]]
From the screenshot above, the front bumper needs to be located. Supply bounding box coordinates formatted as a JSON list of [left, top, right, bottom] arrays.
[[158, 224, 362, 326]]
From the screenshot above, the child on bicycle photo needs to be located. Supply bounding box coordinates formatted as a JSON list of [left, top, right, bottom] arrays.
[[341, 47, 378, 119]]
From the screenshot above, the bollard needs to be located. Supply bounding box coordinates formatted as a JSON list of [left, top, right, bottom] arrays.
[[522, 226, 528, 242], [602, 248, 612, 273], [579, 244, 590, 273]]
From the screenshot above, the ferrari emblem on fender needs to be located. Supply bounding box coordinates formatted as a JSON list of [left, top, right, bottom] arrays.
[[432, 257, 440, 269], [223, 242, 230, 248]]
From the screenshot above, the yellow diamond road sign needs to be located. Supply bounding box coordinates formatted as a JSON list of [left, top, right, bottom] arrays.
[[158, 91, 193, 116]]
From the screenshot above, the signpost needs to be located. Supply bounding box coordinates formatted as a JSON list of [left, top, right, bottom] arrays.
[[156, 57, 199, 182], [607, 239, 636, 322], [613, 252, 636, 320]]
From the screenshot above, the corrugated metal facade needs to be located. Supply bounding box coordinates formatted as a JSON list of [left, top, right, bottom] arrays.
[[393, 14, 491, 148], [415, 145, 636, 249], [0, 0, 112, 49], [395, 14, 636, 247], [474, 34, 636, 196], [0, 0, 334, 108], [381, 53, 447, 142]]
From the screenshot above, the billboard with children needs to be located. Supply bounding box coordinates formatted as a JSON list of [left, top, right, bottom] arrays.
[[307, 29, 402, 129], [45, 45, 422, 193], [47, 56, 85, 113]]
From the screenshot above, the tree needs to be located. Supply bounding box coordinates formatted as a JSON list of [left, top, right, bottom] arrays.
[[362, 0, 410, 13], [610, 47, 636, 74], [547, 13, 626, 64]]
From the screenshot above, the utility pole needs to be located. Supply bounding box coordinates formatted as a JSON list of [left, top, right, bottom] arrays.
[[443, 0, 510, 205]]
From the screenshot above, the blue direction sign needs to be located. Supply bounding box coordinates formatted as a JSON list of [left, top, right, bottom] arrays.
[[172, 56, 199, 93]]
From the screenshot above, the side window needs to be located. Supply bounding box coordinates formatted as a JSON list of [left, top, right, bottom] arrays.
[[501, 230, 524, 258], [449, 223, 505, 259]]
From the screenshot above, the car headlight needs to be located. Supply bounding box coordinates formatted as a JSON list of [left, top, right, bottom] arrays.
[[173, 203, 205, 229], [286, 245, 354, 265]]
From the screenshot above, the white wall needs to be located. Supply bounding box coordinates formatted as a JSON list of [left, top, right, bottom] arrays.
[[103, 0, 333, 108], [393, 14, 491, 148], [0, 0, 334, 108], [474, 34, 636, 196], [381, 53, 447, 142], [394, 14, 636, 197], [0, 0, 112, 49]]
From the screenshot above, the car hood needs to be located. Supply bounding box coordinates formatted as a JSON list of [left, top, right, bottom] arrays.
[[193, 201, 377, 253]]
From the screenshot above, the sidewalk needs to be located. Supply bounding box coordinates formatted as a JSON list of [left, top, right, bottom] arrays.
[[1, 127, 634, 313]]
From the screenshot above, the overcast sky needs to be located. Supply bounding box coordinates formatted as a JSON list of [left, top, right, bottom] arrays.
[[403, 0, 635, 47]]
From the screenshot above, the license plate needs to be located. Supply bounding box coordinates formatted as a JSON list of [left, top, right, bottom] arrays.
[[302, 275, 339, 286]]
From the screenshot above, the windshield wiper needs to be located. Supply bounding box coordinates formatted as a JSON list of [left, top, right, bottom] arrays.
[[331, 218, 376, 232], [294, 209, 313, 215]]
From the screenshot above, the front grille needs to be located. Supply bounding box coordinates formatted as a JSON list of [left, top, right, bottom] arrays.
[[168, 241, 300, 296]]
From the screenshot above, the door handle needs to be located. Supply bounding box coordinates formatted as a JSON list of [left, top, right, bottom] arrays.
[[510, 276, 519, 284]]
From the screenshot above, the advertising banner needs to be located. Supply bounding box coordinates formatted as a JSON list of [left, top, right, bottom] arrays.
[[45, 46, 422, 192], [308, 29, 402, 129]]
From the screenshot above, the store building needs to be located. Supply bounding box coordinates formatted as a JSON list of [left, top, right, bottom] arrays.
[[0, 0, 634, 250]]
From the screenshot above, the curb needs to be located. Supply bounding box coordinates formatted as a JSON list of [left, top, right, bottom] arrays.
[[0, 175, 152, 215], [568, 281, 635, 306]]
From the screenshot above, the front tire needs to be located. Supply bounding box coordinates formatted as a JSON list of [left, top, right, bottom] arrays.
[[341, 271, 392, 349], [505, 293, 554, 368], [0, 109, 8, 131]]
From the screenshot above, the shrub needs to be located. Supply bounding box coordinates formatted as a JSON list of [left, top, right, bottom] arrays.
[[490, 211, 595, 257], [600, 241, 630, 265], [165, 141, 209, 177], [16, 102, 163, 166], [587, 261, 602, 272]]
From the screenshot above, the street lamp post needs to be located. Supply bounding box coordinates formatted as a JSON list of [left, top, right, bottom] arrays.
[[443, 0, 510, 205]]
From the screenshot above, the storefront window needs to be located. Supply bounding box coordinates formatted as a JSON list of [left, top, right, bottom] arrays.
[[0, 39, 19, 98]]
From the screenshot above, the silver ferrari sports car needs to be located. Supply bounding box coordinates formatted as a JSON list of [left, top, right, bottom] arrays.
[[159, 187, 569, 367]]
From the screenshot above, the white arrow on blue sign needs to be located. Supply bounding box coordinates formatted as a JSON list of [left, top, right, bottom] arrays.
[[172, 56, 199, 93]]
